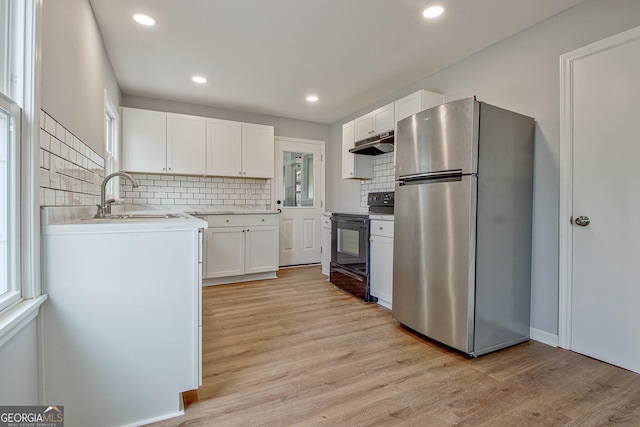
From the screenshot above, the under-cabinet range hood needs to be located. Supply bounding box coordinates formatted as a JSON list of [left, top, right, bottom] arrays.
[[349, 131, 394, 155]]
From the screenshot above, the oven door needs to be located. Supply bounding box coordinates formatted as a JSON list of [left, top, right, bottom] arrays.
[[330, 216, 369, 274]]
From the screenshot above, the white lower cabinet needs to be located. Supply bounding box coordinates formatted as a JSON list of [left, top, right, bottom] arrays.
[[245, 225, 279, 274], [204, 227, 245, 278], [41, 221, 203, 427], [321, 214, 332, 276], [369, 218, 394, 309], [202, 214, 279, 285]]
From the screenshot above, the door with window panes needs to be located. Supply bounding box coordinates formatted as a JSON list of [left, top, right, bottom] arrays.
[[274, 138, 324, 266]]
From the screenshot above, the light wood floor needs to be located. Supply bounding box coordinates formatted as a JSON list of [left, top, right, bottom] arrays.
[[148, 266, 640, 426]]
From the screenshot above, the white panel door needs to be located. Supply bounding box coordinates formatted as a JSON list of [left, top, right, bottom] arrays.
[[274, 137, 324, 266], [571, 35, 640, 373], [206, 118, 242, 177], [167, 113, 206, 175]]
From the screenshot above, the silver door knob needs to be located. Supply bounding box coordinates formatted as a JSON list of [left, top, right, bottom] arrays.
[[575, 216, 590, 227]]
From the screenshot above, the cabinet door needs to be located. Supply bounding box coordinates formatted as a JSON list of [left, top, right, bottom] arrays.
[[395, 90, 444, 123], [321, 226, 331, 276], [203, 227, 245, 278], [167, 113, 206, 175], [122, 108, 167, 173], [395, 92, 423, 124], [243, 123, 274, 178], [354, 113, 374, 142], [372, 103, 394, 135], [206, 118, 242, 177], [245, 225, 279, 274], [342, 120, 373, 180], [370, 235, 394, 306], [341, 121, 355, 179]]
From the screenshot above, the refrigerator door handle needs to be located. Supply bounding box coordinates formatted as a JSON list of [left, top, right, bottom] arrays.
[[398, 169, 463, 185]]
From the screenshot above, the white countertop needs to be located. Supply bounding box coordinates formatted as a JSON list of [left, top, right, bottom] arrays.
[[42, 204, 276, 223], [40, 204, 281, 234], [41, 211, 207, 235]]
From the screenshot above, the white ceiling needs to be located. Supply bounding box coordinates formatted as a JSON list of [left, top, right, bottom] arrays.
[[89, 0, 587, 124]]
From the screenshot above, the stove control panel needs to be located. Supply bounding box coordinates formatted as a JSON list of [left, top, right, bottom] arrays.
[[368, 191, 395, 208]]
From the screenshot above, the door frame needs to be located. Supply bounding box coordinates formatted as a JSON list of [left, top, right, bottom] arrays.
[[558, 25, 640, 349]]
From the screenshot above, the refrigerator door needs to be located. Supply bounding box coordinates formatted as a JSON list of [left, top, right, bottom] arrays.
[[392, 175, 477, 354], [396, 97, 479, 178]]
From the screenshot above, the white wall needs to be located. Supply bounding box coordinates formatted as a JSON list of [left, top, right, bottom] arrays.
[[326, 0, 640, 336], [0, 319, 39, 404], [41, 0, 121, 155], [123, 95, 330, 144]]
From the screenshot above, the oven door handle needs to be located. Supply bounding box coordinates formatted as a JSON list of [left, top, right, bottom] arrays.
[[330, 217, 368, 224], [333, 267, 365, 282]]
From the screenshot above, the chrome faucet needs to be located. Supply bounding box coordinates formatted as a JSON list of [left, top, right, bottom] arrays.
[[95, 172, 139, 218]]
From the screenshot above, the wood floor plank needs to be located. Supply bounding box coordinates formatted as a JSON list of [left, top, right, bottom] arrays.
[[146, 266, 640, 426]]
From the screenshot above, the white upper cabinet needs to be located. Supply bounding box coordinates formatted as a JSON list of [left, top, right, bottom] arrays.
[[354, 102, 394, 142], [393, 90, 444, 166], [123, 107, 274, 179], [342, 120, 373, 179], [243, 123, 274, 178], [167, 113, 206, 175], [207, 119, 274, 179], [122, 108, 167, 174], [394, 90, 444, 124], [206, 118, 242, 177], [122, 107, 206, 175]]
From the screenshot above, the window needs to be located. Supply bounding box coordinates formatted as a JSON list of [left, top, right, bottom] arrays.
[[282, 151, 315, 207], [0, 95, 19, 311], [104, 90, 119, 198], [0, 0, 33, 313]]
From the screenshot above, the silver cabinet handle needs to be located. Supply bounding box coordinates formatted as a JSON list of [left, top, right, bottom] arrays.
[[575, 216, 590, 227]]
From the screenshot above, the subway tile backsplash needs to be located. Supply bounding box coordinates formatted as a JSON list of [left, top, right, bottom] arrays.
[[39, 110, 105, 206], [121, 174, 272, 208], [359, 152, 395, 209]]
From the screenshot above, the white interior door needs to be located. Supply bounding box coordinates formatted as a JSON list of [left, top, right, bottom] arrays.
[[274, 137, 324, 266], [566, 29, 640, 373]]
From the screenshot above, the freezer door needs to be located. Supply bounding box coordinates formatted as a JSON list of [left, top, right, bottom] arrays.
[[396, 97, 479, 178], [392, 175, 477, 354]]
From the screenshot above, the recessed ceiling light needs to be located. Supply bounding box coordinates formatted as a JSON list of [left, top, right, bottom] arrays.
[[133, 13, 157, 26], [423, 5, 445, 19], [306, 95, 319, 102], [192, 76, 207, 84]]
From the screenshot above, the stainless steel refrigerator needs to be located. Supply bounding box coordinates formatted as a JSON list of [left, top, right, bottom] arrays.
[[392, 97, 534, 356]]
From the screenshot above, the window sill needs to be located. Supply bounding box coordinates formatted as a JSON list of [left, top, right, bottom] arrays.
[[0, 294, 48, 348]]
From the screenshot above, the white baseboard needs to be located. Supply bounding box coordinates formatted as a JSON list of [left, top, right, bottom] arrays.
[[202, 271, 277, 286], [530, 327, 559, 347]]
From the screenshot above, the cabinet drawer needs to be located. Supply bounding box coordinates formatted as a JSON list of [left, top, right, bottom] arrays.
[[370, 219, 394, 238], [322, 216, 332, 229], [205, 214, 279, 227]]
